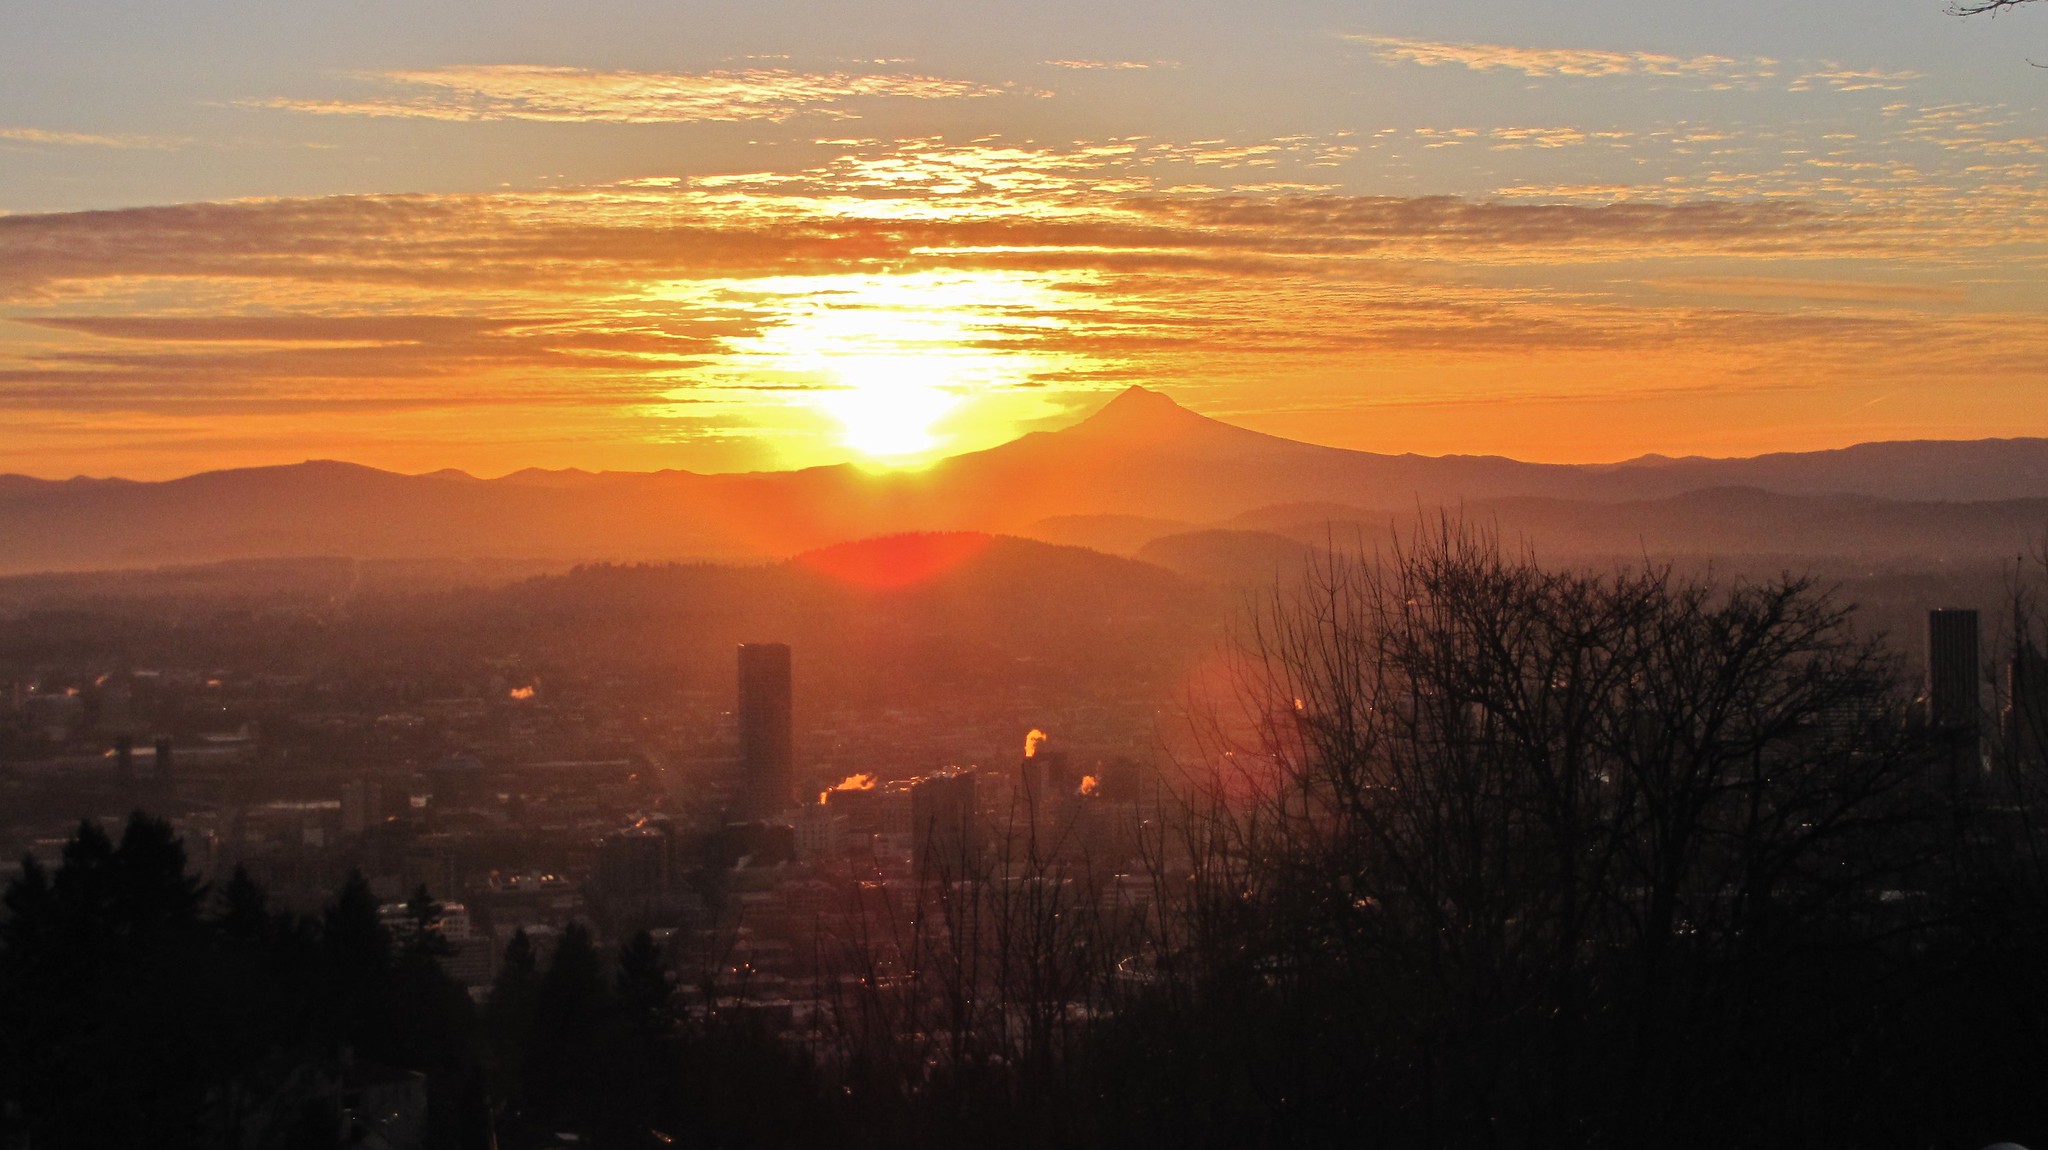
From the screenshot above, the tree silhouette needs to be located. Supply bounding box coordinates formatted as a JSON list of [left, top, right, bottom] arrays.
[[1146, 524, 1944, 1148], [216, 863, 271, 945], [0, 824, 503, 1148], [402, 882, 451, 957], [0, 814, 216, 1149], [617, 929, 671, 1036], [524, 922, 612, 1134], [484, 928, 542, 1117], [316, 868, 393, 1055]]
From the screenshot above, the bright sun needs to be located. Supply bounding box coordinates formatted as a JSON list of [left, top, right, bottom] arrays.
[[814, 358, 962, 460], [656, 268, 1094, 468]]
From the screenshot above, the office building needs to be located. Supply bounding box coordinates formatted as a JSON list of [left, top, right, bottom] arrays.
[[739, 643, 794, 818], [2008, 647, 2048, 771], [1927, 609, 1981, 731], [595, 826, 673, 896]]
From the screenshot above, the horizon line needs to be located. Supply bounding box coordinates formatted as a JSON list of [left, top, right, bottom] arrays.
[[7, 382, 2046, 485]]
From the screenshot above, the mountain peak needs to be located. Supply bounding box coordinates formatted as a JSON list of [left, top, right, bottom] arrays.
[[1069, 385, 1217, 437], [1103, 383, 1184, 411]]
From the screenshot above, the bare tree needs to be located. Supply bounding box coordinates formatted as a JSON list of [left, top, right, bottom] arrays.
[[1950, 0, 2048, 65], [1153, 520, 1933, 1147]]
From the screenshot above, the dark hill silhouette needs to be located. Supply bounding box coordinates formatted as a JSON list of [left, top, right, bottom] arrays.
[[1137, 529, 1326, 587], [1, 385, 2045, 573], [1596, 438, 2048, 502], [1020, 514, 1200, 555], [384, 535, 1224, 713], [1219, 488, 2048, 565]]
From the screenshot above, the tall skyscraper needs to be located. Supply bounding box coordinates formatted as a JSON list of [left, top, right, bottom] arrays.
[[2007, 646, 2048, 771], [1927, 609, 1981, 730], [738, 643, 794, 818]]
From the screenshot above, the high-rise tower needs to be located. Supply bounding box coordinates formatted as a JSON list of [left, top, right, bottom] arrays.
[[1927, 609, 1981, 731], [2007, 646, 2048, 772], [737, 643, 794, 818]]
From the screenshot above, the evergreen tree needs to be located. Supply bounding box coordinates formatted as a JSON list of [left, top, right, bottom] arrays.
[[525, 922, 613, 1133], [109, 812, 204, 938], [616, 929, 671, 1037], [614, 929, 679, 1143], [0, 815, 215, 1149], [216, 863, 271, 945], [402, 882, 451, 957], [317, 868, 393, 1055], [484, 929, 542, 1114]]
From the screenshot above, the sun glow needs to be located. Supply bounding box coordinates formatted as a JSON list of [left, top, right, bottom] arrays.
[[814, 359, 963, 460], [662, 269, 1092, 467]]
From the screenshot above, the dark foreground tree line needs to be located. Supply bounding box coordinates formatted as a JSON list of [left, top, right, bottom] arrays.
[[1161, 527, 2048, 1150], [0, 819, 825, 1150], [4, 526, 2048, 1149]]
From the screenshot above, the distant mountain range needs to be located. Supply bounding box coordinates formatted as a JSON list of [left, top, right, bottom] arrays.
[[1, 386, 2044, 574]]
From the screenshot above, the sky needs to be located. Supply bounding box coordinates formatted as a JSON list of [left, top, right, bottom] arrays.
[[1, 0, 2044, 479]]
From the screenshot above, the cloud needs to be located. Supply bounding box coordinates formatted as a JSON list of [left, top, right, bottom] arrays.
[[1342, 34, 1777, 84], [1344, 35, 1932, 99], [1491, 184, 1649, 201], [18, 315, 544, 343], [0, 127, 183, 150], [1043, 59, 1156, 70], [0, 182, 1901, 315], [1, 131, 2041, 475], [0, 182, 1970, 397], [1648, 276, 1967, 303], [1115, 194, 1867, 262], [0, 384, 555, 416], [1488, 127, 1608, 149], [250, 64, 1006, 124], [1789, 67, 1924, 93]]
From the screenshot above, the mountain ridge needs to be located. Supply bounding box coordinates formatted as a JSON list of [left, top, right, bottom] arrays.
[[7, 385, 2045, 495], [1, 385, 2043, 574]]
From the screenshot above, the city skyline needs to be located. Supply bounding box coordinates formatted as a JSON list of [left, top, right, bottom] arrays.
[[7, 7, 2048, 1142]]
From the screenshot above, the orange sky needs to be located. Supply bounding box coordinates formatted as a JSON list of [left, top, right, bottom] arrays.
[[2, 2, 2044, 478]]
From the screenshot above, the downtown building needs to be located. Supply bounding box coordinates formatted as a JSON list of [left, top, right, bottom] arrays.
[[738, 642, 794, 819]]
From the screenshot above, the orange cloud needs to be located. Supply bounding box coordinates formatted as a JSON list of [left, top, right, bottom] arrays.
[[1488, 126, 1610, 149], [251, 65, 1007, 123], [1044, 59, 1157, 70], [1649, 276, 1969, 304], [0, 129, 2042, 476], [1342, 34, 1778, 83], [1343, 34, 1926, 97], [1, 126, 183, 150], [1788, 67, 1924, 93]]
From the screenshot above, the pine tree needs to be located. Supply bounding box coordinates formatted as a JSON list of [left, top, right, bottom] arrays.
[[526, 922, 612, 1131], [402, 882, 451, 957], [216, 863, 271, 945], [617, 929, 672, 1036], [317, 868, 393, 1054], [0, 815, 216, 1148], [485, 929, 543, 1112]]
